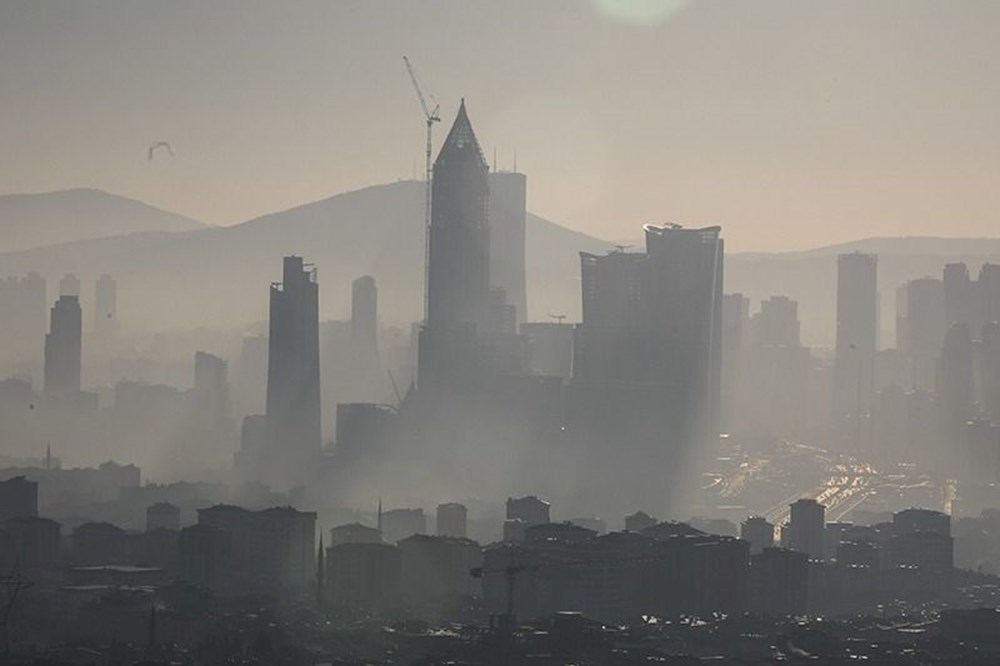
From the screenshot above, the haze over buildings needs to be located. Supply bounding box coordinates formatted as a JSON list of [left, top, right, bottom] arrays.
[[5, 2, 1000, 663]]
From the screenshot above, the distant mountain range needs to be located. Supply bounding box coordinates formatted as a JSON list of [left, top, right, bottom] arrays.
[[0, 182, 609, 332], [2, 184, 999, 348], [0, 188, 206, 253]]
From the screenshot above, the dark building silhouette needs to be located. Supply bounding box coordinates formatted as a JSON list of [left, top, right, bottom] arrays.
[[436, 502, 468, 538], [247, 256, 321, 487], [625, 511, 657, 533], [748, 547, 809, 616], [326, 541, 401, 614], [44, 295, 82, 395], [741, 516, 776, 555], [787, 498, 825, 560], [146, 502, 180, 532], [94, 273, 117, 335], [833, 252, 878, 445], [488, 170, 527, 325], [0, 476, 38, 523], [418, 100, 490, 392]]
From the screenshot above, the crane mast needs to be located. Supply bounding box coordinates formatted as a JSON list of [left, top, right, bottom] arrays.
[[403, 56, 440, 321]]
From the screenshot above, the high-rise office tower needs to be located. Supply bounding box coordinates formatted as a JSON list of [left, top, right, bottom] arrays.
[[44, 295, 82, 395], [570, 224, 724, 515], [936, 322, 975, 428], [0, 272, 47, 365], [575, 225, 723, 422], [833, 252, 878, 444], [905, 277, 945, 390], [982, 322, 1000, 424], [59, 273, 80, 298], [264, 256, 321, 484], [488, 171, 527, 326], [418, 100, 490, 392], [351, 275, 378, 361], [94, 273, 117, 335]]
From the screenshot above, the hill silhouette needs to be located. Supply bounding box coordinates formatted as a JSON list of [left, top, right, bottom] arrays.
[[0, 188, 206, 253], [0, 181, 610, 332]]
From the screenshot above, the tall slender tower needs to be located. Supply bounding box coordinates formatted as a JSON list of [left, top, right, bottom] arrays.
[[488, 171, 527, 325], [833, 252, 878, 446], [418, 100, 490, 391], [94, 273, 118, 336], [44, 295, 82, 395], [265, 256, 321, 484]]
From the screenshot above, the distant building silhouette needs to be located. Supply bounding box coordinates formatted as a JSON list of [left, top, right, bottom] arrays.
[[833, 252, 878, 446], [0, 476, 38, 523], [756, 295, 800, 347], [741, 516, 776, 555], [488, 170, 527, 326], [44, 295, 82, 395], [59, 273, 80, 297], [521, 321, 573, 379], [94, 273, 118, 335], [351, 275, 379, 363], [0, 272, 47, 366], [146, 502, 180, 532], [381, 507, 426, 545], [436, 502, 468, 538], [570, 225, 724, 515], [624, 511, 657, 533], [904, 277, 945, 390], [247, 256, 321, 487], [787, 499, 825, 560]]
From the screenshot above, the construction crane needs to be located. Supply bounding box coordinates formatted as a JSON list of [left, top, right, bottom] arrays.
[[403, 56, 440, 322], [548, 314, 567, 325]]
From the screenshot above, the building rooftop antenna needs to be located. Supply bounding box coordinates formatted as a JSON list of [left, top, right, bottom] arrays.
[[403, 56, 441, 322]]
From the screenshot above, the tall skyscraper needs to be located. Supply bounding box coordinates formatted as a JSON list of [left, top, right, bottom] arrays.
[[936, 322, 975, 428], [94, 273, 118, 335], [264, 256, 321, 484], [418, 100, 490, 392], [833, 252, 878, 444], [44, 295, 82, 395], [570, 224, 724, 515], [905, 277, 945, 390], [488, 171, 527, 325], [351, 276, 378, 358], [59, 273, 80, 297]]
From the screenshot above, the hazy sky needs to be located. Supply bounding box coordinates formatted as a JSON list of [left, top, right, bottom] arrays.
[[2, 0, 999, 252]]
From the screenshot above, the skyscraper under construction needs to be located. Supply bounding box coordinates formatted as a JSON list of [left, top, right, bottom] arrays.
[[418, 100, 491, 393]]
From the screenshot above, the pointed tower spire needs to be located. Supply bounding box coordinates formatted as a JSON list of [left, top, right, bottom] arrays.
[[434, 98, 486, 168], [377, 499, 383, 534]]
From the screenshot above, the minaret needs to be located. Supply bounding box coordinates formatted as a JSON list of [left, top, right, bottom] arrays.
[[316, 535, 325, 611]]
